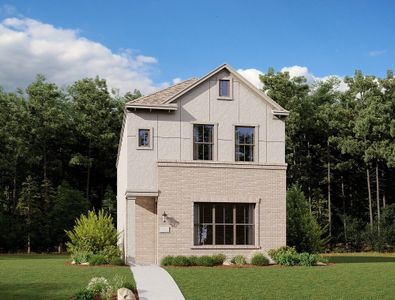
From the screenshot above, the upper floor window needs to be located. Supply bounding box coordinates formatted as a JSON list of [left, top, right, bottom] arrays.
[[235, 126, 255, 162], [219, 79, 230, 97], [138, 129, 151, 147], [193, 124, 213, 160]]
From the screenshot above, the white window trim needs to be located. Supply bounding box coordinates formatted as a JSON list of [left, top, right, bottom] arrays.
[[233, 124, 259, 163], [217, 77, 233, 100], [136, 127, 153, 150], [190, 122, 218, 161]]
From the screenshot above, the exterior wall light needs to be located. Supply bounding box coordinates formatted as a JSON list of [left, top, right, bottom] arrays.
[[162, 211, 168, 223]]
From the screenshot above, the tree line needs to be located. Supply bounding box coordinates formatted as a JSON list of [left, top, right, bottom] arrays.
[[0, 75, 140, 252], [0, 69, 394, 253], [260, 69, 395, 251]]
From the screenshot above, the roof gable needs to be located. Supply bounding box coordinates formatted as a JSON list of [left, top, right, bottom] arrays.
[[126, 64, 288, 115]]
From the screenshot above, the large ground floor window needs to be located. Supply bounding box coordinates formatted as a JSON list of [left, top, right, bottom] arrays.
[[193, 202, 255, 246]]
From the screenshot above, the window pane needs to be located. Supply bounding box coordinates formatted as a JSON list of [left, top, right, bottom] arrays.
[[235, 145, 242, 161], [215, 225, 224, 244], [236, 225, 254, 245], [245, 145, 254, 162], [215, 204, 224, 223], [194, 125, 203, 143], [219, 80, 230, 97], [224, 204, 233, 224], [200, 203, 213, 223], [203, 125, 213, 143], [225, 225, 234, 244], [203, 144, 213, 160], [138, 129, 150, 146], [195, 225, 213, 245], [236, 204, 255, 223]]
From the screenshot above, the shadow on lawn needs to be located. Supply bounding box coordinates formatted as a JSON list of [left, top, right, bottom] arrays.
[[328, 256, 395, 264]]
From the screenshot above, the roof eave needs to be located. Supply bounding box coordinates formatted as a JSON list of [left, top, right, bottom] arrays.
[[126, 103, 178, 111]]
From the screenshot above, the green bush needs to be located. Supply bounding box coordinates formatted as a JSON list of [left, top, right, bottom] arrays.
[[212, 253, 226, 265], [72, 251, 92, 264], [161, 255, 175, 266], [73, 288, 95, 300], [298, 252, 318, 266], [86, 277, 109, 295], [251, 253, 269, 266], [269, 246, 299, 266], [172, 256, 191, 266], [88, 254, 107, 266], [287, 186, 329, 253], [231, 255, 246, 265], [111, 274, 135, 292], [66, 210, 120, 260], [188, 255, 199, 266], [196, 255, 215, 267], [109, 256, 124, 266]]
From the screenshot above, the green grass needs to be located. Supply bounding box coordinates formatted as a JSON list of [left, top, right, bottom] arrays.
[[166, 253, 395, 300], [0, 254, 135, 300]]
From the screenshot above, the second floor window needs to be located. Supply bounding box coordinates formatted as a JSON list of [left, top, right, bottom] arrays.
[[138, 129, 150, 147], [235, 126, 255, 162], [193, 124, 213, 160]]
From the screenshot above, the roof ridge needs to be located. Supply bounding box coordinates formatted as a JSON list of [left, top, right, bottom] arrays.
[[127, 77, 198, 104]]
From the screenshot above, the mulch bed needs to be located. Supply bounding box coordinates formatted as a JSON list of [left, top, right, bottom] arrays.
[[164, 263, 334, 269], [64, 261, 129, 268]]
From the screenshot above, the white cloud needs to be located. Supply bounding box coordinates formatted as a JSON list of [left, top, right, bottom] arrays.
[[369, 50, 386, 57], [0, 17, 167, 94], [237, 68, 264, 89], [172, 77, 182, 84], [238, 65, 348, 92]]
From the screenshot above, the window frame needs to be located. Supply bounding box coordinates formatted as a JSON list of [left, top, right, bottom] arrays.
[[191, 122, 217, 161], [193, 202, 256, 246], [218, 77, 233, 100], [136, 128, 153, 150], [234, 125, 256, 162]]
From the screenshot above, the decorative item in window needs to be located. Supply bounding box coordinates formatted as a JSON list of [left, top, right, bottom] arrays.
[[138, 129, 150, 147]]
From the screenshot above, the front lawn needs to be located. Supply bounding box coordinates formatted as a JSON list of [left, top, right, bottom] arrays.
[[0, 254, 135, 300], [166, 253, 395, 300]]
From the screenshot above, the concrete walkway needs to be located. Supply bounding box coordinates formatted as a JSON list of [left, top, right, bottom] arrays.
[[131, 265, 185, 300]]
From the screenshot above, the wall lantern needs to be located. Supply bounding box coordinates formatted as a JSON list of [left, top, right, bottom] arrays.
[[162, 211, 168, 223]]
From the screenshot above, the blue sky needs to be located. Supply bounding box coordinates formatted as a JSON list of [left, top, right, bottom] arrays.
[[0, 0, 394, 94]]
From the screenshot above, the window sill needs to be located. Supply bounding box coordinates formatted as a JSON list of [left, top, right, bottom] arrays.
[[191, 245, 260, 250], [136, 146, 153, 150], [217, 97, 233, 101]]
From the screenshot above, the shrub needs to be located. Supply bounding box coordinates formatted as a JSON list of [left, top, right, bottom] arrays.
[[196, 255, 215, 267], [287, 186, 330, 253], [98, 245, 122, 263], [73, 288, 95, 300], [212, 253, 226, 265], [251, 253, 269, 266], [86, 277, 109, 295], [161, 255, 175, 266], [88, 254, 107, 266], [72, 251, 92, 264], [298, 252, 318, 266], [269, 246, 299, 266], [111, 274, 135, 291], [188, 255, 199, 266], [231, 255, 246, 265], [172, 256, 191, 266], [66, 210, 119, 258], [109, 256, 124, 266]]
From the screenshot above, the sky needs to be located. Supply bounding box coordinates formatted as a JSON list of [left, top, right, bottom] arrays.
[[0, 0, 394, 94]]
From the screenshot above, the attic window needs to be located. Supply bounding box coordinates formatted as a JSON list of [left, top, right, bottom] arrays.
[[137, 128, 153, 149], [219, 79, 230, 97]]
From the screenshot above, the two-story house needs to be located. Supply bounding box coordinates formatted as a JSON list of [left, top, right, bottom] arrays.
[[117, 64, 288, 264]]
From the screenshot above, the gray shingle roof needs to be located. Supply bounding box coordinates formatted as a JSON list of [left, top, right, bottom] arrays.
[[127, 78, 199, 106]]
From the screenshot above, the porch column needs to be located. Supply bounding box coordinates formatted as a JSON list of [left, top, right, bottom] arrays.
[[125, 195, 136, 264]]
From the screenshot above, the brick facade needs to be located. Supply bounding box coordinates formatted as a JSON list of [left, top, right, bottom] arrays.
[[150, 161, 286, 263]]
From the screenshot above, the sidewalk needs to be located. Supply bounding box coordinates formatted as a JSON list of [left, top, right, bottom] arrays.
[[131, 265, 185, 300]]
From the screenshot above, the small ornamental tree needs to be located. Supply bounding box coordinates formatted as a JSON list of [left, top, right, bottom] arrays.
[[66, 210, 121, 263]]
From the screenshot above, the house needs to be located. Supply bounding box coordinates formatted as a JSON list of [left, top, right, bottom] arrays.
[[116, 64, 288, 264]]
